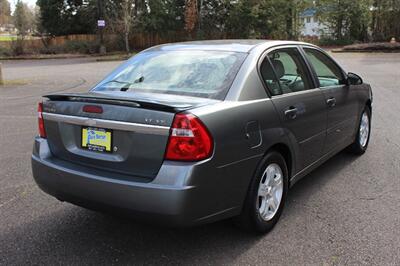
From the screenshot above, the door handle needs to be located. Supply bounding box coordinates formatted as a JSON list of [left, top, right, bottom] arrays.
[[284, 107, 298, 120], [326, 97, 336, 107]]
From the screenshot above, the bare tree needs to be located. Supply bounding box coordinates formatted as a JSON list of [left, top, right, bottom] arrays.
[[0, 0, 11, 25], [122, 0, 136, 53], [105, 0, 137, 53]]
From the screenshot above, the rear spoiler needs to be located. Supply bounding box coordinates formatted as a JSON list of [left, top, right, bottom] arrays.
[[44, 93, 193, 113]]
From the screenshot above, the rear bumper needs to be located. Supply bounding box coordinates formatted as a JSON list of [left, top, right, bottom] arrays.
[[31, 137, 242, 226]]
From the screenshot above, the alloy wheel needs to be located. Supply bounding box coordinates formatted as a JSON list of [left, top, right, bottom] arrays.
[[359, 111, 370, 148], [257, 163, 284, 221]]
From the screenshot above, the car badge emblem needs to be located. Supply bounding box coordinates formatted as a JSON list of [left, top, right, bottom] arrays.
[[87, 119, 97, 127]]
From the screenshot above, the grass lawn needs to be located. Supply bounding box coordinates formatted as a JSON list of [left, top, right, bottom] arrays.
[[0, 36, 17, 41], [0, 79, 29, 86]]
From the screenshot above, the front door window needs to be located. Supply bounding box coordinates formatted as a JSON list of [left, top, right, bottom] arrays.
[[303, 48, 345, 88]]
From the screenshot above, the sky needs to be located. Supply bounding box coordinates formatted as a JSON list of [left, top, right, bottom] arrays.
[[10, 0, 37, 12], [22, 0, 36, 4]]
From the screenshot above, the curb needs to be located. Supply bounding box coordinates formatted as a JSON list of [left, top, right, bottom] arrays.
[[95, 57, 130, 62], [0, 54, 92, 60], [332, 49, 400, 53], [0, 53, 134, 61]]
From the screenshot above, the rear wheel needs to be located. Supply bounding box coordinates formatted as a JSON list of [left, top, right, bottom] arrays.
[[349, 106, 371, 155], [236, 151, 289, 234]]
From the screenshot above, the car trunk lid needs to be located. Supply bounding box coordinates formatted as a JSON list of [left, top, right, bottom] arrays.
[[41, 92, 219, 180]]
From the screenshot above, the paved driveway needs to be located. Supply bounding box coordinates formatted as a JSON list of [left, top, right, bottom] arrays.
[[0, 54, 399, 265]]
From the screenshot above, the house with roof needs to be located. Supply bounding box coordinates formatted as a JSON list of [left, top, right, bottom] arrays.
[[0, 23, 16, 34], [299, 7, 330, 38]]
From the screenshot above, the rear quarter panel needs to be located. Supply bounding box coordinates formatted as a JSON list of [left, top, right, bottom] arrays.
[[189, 99, 295, 216]]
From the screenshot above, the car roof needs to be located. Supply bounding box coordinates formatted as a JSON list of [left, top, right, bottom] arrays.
[[144, 40, 315, 53]]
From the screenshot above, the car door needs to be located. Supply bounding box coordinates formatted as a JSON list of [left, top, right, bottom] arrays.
[[302, 47, 359, 154], [259, 46, 327, 169]]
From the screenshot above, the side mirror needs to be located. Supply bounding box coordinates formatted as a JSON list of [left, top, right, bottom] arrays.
[[347, 72, 363, 85]]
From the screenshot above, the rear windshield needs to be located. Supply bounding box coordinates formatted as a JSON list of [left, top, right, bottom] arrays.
[[93, 50, 247, 100]]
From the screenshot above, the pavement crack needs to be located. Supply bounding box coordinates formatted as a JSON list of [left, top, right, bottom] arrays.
[[385, 137, 400, 151], [0, 185, 34, 209], [358, 189, 400, 201]]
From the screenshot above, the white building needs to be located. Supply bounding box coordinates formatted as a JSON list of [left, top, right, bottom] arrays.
[[299, 8, 329, 38], [0, 24, 16, 34]]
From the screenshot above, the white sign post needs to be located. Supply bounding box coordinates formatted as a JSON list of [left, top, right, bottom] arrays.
[[97, 20, 106, 28]]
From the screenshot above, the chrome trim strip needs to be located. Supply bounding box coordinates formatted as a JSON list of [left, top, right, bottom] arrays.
[[42, 112, 170, 136]]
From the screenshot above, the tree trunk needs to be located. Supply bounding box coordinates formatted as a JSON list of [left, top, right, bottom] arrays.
[[286, 6, 293, 40], [123, 1, 131, 54], [336, 0, 343, 40], [125, 30, 130, 54]]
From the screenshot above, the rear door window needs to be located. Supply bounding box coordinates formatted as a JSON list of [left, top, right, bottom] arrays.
[[260, 59, 282, 96], [260, 48, 313, 96]]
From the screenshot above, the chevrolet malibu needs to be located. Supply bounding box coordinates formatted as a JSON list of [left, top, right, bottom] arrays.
[[32, 40, 372, 233]]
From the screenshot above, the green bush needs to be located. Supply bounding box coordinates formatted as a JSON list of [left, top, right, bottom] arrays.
[[0, 46, 12, 57], [104, 36, 128, 52], [343, 42, 400, 51], [64, 40, 99, 54], [318, 37, 354, 46], [39, 45, 65, 54], [10, 40, 25, 55], [39, 40, 100, 54]]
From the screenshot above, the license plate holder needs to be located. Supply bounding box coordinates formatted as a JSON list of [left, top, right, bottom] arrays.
[[81, 127, 112, 153]]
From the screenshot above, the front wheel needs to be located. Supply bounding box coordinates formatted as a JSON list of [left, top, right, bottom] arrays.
[[235, 151, 289, 234], [349, 106, 371, 155]]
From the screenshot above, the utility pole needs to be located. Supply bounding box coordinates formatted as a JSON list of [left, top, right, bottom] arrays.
[[98, 0, 106, 54]]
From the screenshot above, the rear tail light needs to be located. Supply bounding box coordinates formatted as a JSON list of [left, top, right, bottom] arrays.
[[165, 113, 213, 161], [38, 102, 46, 138]]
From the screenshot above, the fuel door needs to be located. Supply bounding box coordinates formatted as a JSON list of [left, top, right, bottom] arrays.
[[245, 121, 262, 148]]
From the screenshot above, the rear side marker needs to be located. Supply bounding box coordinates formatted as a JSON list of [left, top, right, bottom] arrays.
[[38, 102, 46, 138]]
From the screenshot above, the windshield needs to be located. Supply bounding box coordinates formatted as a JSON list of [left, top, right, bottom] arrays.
[[93, 50, 247, 100]]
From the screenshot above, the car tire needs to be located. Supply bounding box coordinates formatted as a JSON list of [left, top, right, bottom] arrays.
[[235, 151, 289, 234], [349, 106, 371, 155]]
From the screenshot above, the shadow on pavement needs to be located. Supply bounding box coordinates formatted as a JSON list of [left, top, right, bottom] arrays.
[[1, 151, 360, 265]]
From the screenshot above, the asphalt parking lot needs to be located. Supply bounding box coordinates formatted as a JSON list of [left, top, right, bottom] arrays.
[[1, 53, 399, 265]]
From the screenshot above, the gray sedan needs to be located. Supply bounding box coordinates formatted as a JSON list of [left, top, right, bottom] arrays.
[[32, 40, 372, 233]]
